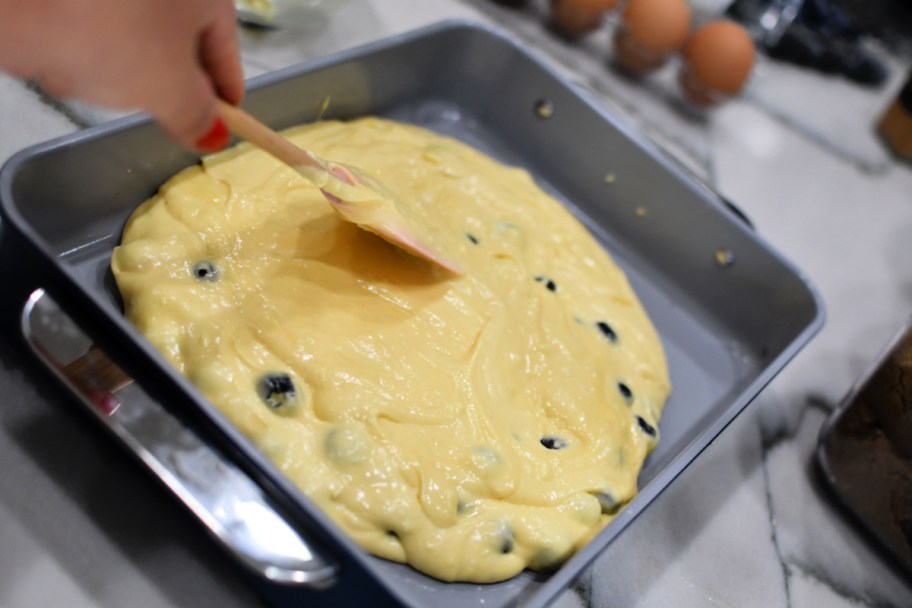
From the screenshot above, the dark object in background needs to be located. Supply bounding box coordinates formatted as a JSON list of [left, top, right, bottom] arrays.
[[831, 0, 912, 59], [877, 72, 912, 160], [765, 20, 889, 86], [488, 0, 530, 7], [818, 320, 912, 577], [727, 0, 889, 86]]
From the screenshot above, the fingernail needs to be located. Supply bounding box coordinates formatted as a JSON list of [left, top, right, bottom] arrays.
[[87, 389, 121, 416], [195, 116, 229, 152]]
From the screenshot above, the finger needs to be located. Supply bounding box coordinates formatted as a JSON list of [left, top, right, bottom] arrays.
[[200, 1, 245, 105], [149, 68, 224, 151]]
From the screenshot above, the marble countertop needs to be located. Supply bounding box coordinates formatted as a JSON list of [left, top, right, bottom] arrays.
[[1, 1, 911, 606]]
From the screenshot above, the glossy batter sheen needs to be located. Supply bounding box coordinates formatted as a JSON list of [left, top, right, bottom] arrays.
[[111, 117, 670, 583]]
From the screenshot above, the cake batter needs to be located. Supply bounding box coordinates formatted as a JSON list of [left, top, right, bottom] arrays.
[[111, 117, 670, 583]]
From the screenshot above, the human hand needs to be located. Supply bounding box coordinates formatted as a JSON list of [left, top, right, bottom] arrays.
[[0, 0, 244, 151]]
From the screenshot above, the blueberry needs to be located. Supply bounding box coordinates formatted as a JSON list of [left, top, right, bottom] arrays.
[[466, 232, 479, 244], [325, 426, 370, 464], [617, 382, 633, 403], [591, 491, 621, 515], [534, 275, 557, 292], [596, 321, 618, 343], [192, 260, 218, 282], [257, 373, 296, 410], [540, 435, 568, 450], [498, 527, 515, 554], [529, 548, 561, 570], [637, 416, 657, 437]]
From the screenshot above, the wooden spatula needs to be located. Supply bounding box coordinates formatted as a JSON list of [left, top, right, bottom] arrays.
[[216, 100, 460, 274]]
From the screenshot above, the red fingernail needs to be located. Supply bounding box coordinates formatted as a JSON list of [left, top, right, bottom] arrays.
[[195, 116, 229, 152], [87, 389, 121, 416]]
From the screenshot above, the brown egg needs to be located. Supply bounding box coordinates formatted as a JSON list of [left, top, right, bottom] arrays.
[[680, 19, 756, 106], [550, 0, 619, 38], [613, 0, 691, 73]]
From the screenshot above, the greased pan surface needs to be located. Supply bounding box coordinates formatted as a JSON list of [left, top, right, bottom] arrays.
[[0, 21, 824, 608]]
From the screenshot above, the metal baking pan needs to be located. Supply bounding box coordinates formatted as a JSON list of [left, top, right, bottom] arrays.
[[0, 20, 824, 608]]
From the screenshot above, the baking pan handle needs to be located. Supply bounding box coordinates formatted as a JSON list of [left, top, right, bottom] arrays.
[[20, 288, 339, 589]]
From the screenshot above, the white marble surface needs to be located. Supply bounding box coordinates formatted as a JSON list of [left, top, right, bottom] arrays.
[[1, 1, 912, 606]]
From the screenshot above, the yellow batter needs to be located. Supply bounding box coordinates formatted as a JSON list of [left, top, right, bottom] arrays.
[[111, 117, 670, 583]]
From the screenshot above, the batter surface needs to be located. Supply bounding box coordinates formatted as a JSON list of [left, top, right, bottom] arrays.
[[111, 117, 670, 583]]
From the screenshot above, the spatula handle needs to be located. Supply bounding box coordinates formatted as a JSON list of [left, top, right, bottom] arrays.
[[216, 99, 325, 172]]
